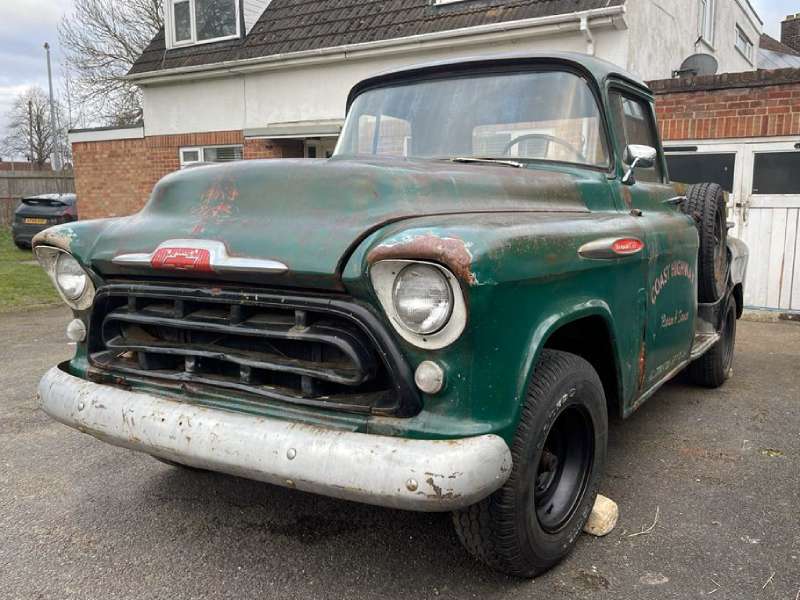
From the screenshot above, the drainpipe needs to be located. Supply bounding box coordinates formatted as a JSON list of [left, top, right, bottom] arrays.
[[580, 15, 595, 56]]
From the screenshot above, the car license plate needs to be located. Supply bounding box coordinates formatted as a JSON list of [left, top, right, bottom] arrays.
[[24, 218, 48, 225]]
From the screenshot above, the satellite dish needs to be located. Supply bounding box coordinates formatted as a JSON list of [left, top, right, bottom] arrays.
[[675, 54, 719, 77]]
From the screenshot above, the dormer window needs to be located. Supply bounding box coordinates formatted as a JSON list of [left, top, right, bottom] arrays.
[[167, 0, 241, 48]]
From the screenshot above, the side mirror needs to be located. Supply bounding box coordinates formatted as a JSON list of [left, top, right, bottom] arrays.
[[622, 145, 658, 185]]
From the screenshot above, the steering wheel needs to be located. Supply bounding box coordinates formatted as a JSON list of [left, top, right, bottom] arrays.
[[502, 133, 587, 163]]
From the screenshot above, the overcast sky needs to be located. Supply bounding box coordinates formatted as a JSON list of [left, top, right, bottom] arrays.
[[0, 0, 797, 153]]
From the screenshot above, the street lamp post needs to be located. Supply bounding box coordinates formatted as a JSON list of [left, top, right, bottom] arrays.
[[44, 42, 61, 171]]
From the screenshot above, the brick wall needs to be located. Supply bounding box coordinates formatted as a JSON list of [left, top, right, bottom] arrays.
[[75, 69, 800, 222], [73, 130, 305, 220], [649, 68, 800, 141], [783, 14, 800, 53], [244, 138, 304, 159]]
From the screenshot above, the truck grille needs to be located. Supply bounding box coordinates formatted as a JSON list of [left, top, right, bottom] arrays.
[[88, 284, 420, 416]]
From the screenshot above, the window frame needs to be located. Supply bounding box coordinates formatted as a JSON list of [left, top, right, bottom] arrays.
[[179, 144, 244, 168], [664, 149, 737, 193], [606, 83, 667, 184], [734, 24, 754, 63], [166, 0, 241, 49], [751, 150, 800, 195], [698, 0, 716, 46], [339, 64, 616, 173]]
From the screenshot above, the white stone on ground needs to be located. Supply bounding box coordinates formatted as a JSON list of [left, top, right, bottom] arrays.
[[583, 494, 619, 536]]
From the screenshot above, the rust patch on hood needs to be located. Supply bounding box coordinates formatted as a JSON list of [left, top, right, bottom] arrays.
[[191, 172, 240, 235], [32, 225, 77, 251], [367, 234, 476, 285]]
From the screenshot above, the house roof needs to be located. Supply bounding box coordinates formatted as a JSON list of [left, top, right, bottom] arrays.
[[759, 33, 800, 56], [759, 33, 800, 69], [129, 0, 625, 76]]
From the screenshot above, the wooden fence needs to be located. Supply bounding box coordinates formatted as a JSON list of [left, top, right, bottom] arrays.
[[0, 171, 75, 227]]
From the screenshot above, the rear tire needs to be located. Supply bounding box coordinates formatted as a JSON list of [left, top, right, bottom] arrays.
[[13, 239, 29, 250], [688, 295, 737, 388], [683, 183, 728, 302], [452, 350, 607, 578]]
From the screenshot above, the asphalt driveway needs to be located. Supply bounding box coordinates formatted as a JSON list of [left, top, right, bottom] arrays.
[[1, 307, 798, 599]]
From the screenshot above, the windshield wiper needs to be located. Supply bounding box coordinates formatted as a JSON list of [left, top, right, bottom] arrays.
[[449, 157, 525, 169]]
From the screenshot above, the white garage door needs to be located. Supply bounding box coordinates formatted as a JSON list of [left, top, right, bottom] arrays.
[[738, 142, 800, 311], [666, 139, 800, 313]]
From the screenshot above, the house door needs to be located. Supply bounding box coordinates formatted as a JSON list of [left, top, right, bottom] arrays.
[[737, 142, 800, 312], [304, 139, 337, 159]]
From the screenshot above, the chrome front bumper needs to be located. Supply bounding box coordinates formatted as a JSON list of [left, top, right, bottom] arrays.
[[38, 365, 512, 511]]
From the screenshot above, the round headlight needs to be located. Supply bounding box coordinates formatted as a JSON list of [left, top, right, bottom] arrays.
[[55, 253, 87, 300], [392, 264, 453, 335]]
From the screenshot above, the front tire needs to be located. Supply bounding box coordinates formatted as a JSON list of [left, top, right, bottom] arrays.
[[452, 350, 608, 578]]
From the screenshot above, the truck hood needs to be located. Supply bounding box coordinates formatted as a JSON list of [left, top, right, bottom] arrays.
[[80, 157, 589, 289]]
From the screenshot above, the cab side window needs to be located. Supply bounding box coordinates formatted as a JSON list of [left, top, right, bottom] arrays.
[[609, 91, 663, 183]]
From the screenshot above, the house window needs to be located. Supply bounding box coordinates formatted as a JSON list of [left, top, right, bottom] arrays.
[[735, 25, 753, 62], [168, 0, 240, 47], [180, 145, 243, 168], [698, 0, 715, 44], [752, 152, 800, 195], [665, 152, 736, 193]]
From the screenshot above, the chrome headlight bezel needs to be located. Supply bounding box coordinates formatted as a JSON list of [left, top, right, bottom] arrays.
[[370, 260, 467, 350], [34, 246, 96, 310]]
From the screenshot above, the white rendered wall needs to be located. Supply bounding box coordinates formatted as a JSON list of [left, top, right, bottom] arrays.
[[141, 28, 628, 136], [625, 0, 762, 81]]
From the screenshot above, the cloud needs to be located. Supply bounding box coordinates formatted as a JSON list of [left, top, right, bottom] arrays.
[[750, 0, 795, 38], [0, 0, 71, 148]]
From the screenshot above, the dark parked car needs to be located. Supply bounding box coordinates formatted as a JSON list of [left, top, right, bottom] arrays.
[[12, 193, 77, 249]]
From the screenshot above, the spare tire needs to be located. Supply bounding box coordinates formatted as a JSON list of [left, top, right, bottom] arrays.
[[682, 183, 728, 302]]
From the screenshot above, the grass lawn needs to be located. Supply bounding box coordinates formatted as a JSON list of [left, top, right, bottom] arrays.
[[0, 229, 61, 313]]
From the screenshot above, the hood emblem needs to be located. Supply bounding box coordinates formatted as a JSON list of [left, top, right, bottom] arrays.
[[113, 240, 288, 275]]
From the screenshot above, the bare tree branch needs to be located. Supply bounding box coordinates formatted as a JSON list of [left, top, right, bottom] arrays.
[[0, 87, 69, 167], [59, 0, 163, 126]]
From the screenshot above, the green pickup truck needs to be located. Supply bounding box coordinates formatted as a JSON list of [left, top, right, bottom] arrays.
[[35, 53, 747, 577]]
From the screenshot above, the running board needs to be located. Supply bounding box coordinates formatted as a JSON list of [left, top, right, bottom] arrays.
[[690, 330, 720, 360]]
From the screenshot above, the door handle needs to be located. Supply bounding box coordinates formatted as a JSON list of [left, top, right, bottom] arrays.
[[736, 198, 751, 224]]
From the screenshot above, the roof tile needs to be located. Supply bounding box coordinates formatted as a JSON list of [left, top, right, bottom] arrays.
[[130, 0, 624, 75]]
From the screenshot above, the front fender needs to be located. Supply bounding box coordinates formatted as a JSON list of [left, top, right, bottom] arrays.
[[32, 217, 127, 267], [342, 212, 644, 444], [517, 300, 622, 418]]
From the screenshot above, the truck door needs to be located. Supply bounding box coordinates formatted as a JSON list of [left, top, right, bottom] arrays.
[[607, 87, 699, 397]]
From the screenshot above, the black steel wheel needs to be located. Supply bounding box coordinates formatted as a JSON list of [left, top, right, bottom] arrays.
[[533, 405, 594, 533], [452, 350, 607, 578]]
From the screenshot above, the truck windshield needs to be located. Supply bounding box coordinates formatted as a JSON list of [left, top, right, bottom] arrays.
[[335, 69, 609, 168]]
